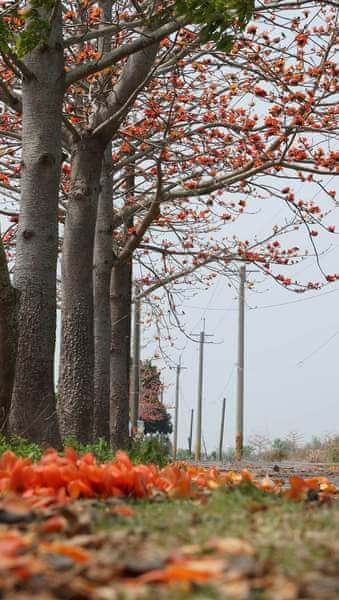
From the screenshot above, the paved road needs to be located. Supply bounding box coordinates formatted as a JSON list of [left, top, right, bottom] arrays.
[[195, 461, 339, 486]]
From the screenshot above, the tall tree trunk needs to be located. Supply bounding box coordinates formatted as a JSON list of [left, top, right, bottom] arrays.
[[92, 0, 113, 442], [58, 137, 104, 443], [0, 234, 17, 434], [93, 147, 113, 442], [109, 259, 132, 449], [10, 5, 63, 446], [59, 16, 158, 444]]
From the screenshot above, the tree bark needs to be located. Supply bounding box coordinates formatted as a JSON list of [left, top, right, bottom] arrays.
[[10, 4, 64, 446], [92, 0, 113, 443], [58, 137, 104, 443], [93, 147, 113, 442], [0, 234, 17, 434], [109, 259, 132, 449]]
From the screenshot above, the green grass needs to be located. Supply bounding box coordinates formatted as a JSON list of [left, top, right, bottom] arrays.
[[0, 434, 171, 466], [98, 484, 339, 579], [0, 434, 43, 461]]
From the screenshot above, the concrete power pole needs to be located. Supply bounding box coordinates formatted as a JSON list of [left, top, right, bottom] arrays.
[[130, 291, 141, 436], [218, 397, 226, 462], [188, 408, 194, 456], [235, 264, 246, 460], [192, 321, 213, 461], [173, 357, 181, 461], [195, 330, 205, 461]]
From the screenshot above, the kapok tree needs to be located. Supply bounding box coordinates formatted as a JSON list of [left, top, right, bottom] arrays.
[[0, 118, 20, 430], [0, 224, 16, 432], [0, 0, 64, 445], [60, 0, 337, 446], [36, 0, 339, 444], [56, 0, 256, 443], [87, 1, 338, 443], [0, 0, 254, 444]]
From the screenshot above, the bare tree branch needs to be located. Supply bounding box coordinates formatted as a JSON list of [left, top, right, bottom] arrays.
[[118, 163, 162, 264], [65, 17, 186, 88], [63, 20, 144, 48]]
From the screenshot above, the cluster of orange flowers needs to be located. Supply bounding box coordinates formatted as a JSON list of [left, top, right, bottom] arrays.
[[0, 449, 195, 503], [182, 464, 338, 500], [0, 449, 337, 506]]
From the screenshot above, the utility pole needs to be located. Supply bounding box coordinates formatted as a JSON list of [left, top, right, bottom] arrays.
[[195, 329, 204, 462], [218, 397, 226, 462], [173, 357, 181, 461], [202, 433, 208, 459], [188, 408, 194, 456], [130, 289, 141, 436], [235, 264, 246, 460], [192, 320, 213, 462]]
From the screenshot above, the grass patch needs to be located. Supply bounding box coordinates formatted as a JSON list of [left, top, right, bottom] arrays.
[[0, 434, 171, 467], [0, 434, 42, 461], [98, 484, 339, 580]]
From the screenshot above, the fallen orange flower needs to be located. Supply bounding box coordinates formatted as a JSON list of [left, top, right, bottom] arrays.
[[285, 475, 336, 500], [0, 450, 337, 506], [40, 541, 91, 563], [40, 515, 68, 534], [131, 561, 216, 584], [0, 533, 28, 557], [111, 505, 135, 517]]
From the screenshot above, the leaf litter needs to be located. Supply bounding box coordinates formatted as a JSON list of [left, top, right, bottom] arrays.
[[0, 448, 338, 598]]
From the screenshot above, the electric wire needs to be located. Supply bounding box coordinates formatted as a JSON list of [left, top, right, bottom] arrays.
[[182, 286, 339, 312]]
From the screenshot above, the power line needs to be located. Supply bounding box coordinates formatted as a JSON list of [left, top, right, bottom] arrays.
[[297, 330, 339, 367], [193, 278, 222, 329], [179, 282, 221, 357], [182, 287, 339, 312], [217, 367, 235, 401]]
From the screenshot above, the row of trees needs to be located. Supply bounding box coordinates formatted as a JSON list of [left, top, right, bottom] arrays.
[[0, 0, 338, 447]]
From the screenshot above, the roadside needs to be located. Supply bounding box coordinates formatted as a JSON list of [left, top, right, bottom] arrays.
[[200, 461, 339, 488], [0, 454, 338, 599]]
